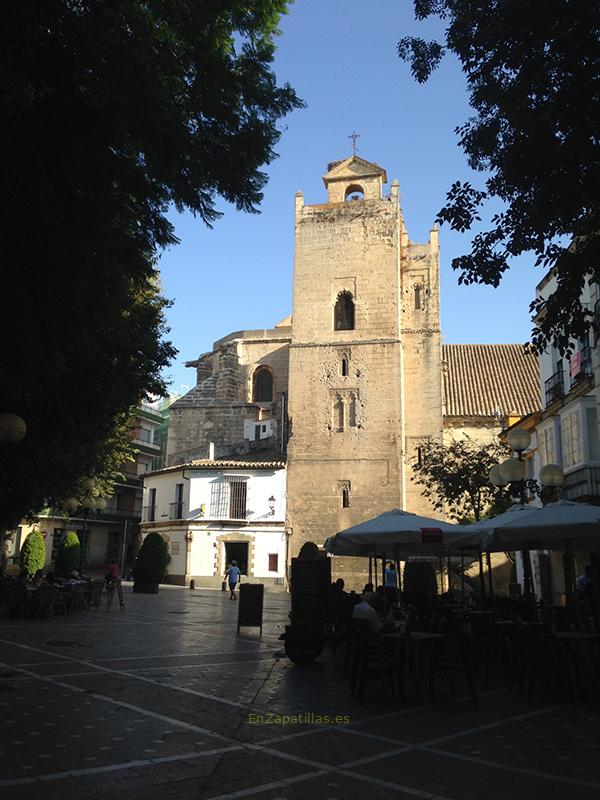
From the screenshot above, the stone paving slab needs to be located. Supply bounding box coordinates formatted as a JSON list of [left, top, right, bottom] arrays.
[[350, 747, 600, 800], [2, 585, 600, 800]]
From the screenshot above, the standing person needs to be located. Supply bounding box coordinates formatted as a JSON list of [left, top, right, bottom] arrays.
[[225, 560, 241, 600], [105, 558, 120, 585], [384, 561, 399, 606]]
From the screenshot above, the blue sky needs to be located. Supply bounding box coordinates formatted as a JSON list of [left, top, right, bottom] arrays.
[[158, 0, 541, 395]]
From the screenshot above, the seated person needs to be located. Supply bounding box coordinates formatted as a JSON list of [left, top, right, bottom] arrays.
[[352, 592, 396, 634], [576, 565, 593, 597], [63, 571, 81, 589], [361, 582, 376, 603]]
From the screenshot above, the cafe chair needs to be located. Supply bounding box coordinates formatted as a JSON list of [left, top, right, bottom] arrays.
[[513, 629, 573, 703], [88, 580, 105, 610], [429, 626, 478, 707], [349, 619, 404, 704]]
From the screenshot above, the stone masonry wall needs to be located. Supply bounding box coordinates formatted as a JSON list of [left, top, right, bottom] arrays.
[[401, 229, 444, 518], [166, 333, 291, 466], [286, 193, 405, 587]]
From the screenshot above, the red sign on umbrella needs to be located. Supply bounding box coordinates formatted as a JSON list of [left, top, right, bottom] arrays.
[[421, 527, 443, 543]]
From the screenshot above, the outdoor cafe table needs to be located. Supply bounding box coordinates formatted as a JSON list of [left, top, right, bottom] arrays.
[[492, 620, 551, 633], [379, 631, 447, 697]]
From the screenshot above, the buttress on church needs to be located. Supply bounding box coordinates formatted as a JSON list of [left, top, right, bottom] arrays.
[[142, 156, 540, 589]]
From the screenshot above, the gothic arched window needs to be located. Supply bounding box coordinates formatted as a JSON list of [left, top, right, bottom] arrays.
[[253, 366, 273, 402], [414, 285, 423, 310], [334, 291, 355, 331]]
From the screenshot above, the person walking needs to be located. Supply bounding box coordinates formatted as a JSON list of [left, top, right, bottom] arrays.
[[225, 560, 241, 600]]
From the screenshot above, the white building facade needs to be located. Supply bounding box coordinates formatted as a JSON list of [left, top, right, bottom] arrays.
[[140, 459, 287, 589], [524, 271, 600, 602], [535, 271, 600, 502]]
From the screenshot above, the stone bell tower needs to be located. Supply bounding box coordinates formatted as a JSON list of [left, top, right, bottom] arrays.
[[285, 155, 442, 585]]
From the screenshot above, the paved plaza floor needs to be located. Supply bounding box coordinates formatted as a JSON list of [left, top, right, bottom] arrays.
[[1, 584, 599, 799]]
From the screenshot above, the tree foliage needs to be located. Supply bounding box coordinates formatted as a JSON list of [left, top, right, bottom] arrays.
[[411, 436, 510, 522], [55, 531, 81, 576], [20, 530, 47, 576], [398, 0, 600, 354], [0, 1, 300, 530]]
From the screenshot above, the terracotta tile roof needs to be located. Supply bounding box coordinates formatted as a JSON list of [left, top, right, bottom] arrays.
[[189, 458, 286, 469], [148, 458, 285, 477], [443, 344, 540, 418]]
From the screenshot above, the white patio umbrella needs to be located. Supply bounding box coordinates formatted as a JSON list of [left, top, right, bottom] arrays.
[[324, 508, 485, 558], [473, 500, 600, 552]]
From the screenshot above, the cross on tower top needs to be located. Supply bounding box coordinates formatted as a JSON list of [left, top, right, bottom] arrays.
[[348, 131, 360, 156]]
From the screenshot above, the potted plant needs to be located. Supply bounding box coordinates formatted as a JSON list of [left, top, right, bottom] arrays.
[[133, 532, 169, 594], [402, 559, 438, 605]]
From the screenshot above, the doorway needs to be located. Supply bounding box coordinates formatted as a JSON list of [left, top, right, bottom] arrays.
[[224, 541, 249, 576]]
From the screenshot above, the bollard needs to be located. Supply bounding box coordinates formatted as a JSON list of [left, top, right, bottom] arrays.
[[189, 579, 195, 590]]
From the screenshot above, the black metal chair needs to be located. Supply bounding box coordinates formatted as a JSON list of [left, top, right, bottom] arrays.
[[512, 628, 573, 703], [348, 619, 405, 704], [429, 623, 478, 707]]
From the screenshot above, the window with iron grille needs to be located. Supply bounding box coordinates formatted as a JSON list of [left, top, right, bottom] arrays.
[[229, 479, 248, 519], [209, 477, 248, 519]]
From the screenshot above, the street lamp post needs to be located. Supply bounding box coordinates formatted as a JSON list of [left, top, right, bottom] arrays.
[[489, 428, 564, 600]]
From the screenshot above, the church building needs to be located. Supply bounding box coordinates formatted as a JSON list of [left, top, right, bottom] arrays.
[[161, 155, 540, 585]]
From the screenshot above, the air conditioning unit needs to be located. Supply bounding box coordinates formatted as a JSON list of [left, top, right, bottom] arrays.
[[274, 577, 284, 585]]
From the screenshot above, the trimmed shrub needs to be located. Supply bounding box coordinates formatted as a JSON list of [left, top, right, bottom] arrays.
[[55, 531, 81, 575], [20, 530, 46, 576], [298, 541, 321, 560], [403, 560, 438, 604], [135, 532, 169, 584]]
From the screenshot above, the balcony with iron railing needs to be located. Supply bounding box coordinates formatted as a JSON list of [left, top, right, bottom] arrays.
[[570, 345, 593, 388], [544, 368, 564, 406], [564, 466, 600, 501]]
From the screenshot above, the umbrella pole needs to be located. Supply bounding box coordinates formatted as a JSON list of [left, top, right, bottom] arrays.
[[447, 556, 452, 595], [563, 542, 575, 609], [374, 556, 378, 589], [368, 557, 372, 586], [395, 547, 402, 594], [382, 557, 386, 590], [438, 556, 444, 594], [522, 549, 535, 601], [591, 552, 600, 609], [478, 551, 486, 600], [461, 553, 465, 598], [486, 551, 495, 602]]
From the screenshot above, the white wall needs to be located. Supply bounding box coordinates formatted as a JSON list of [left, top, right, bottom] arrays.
[[141, 467, 287, 581], [143, 468, 286, 523]]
